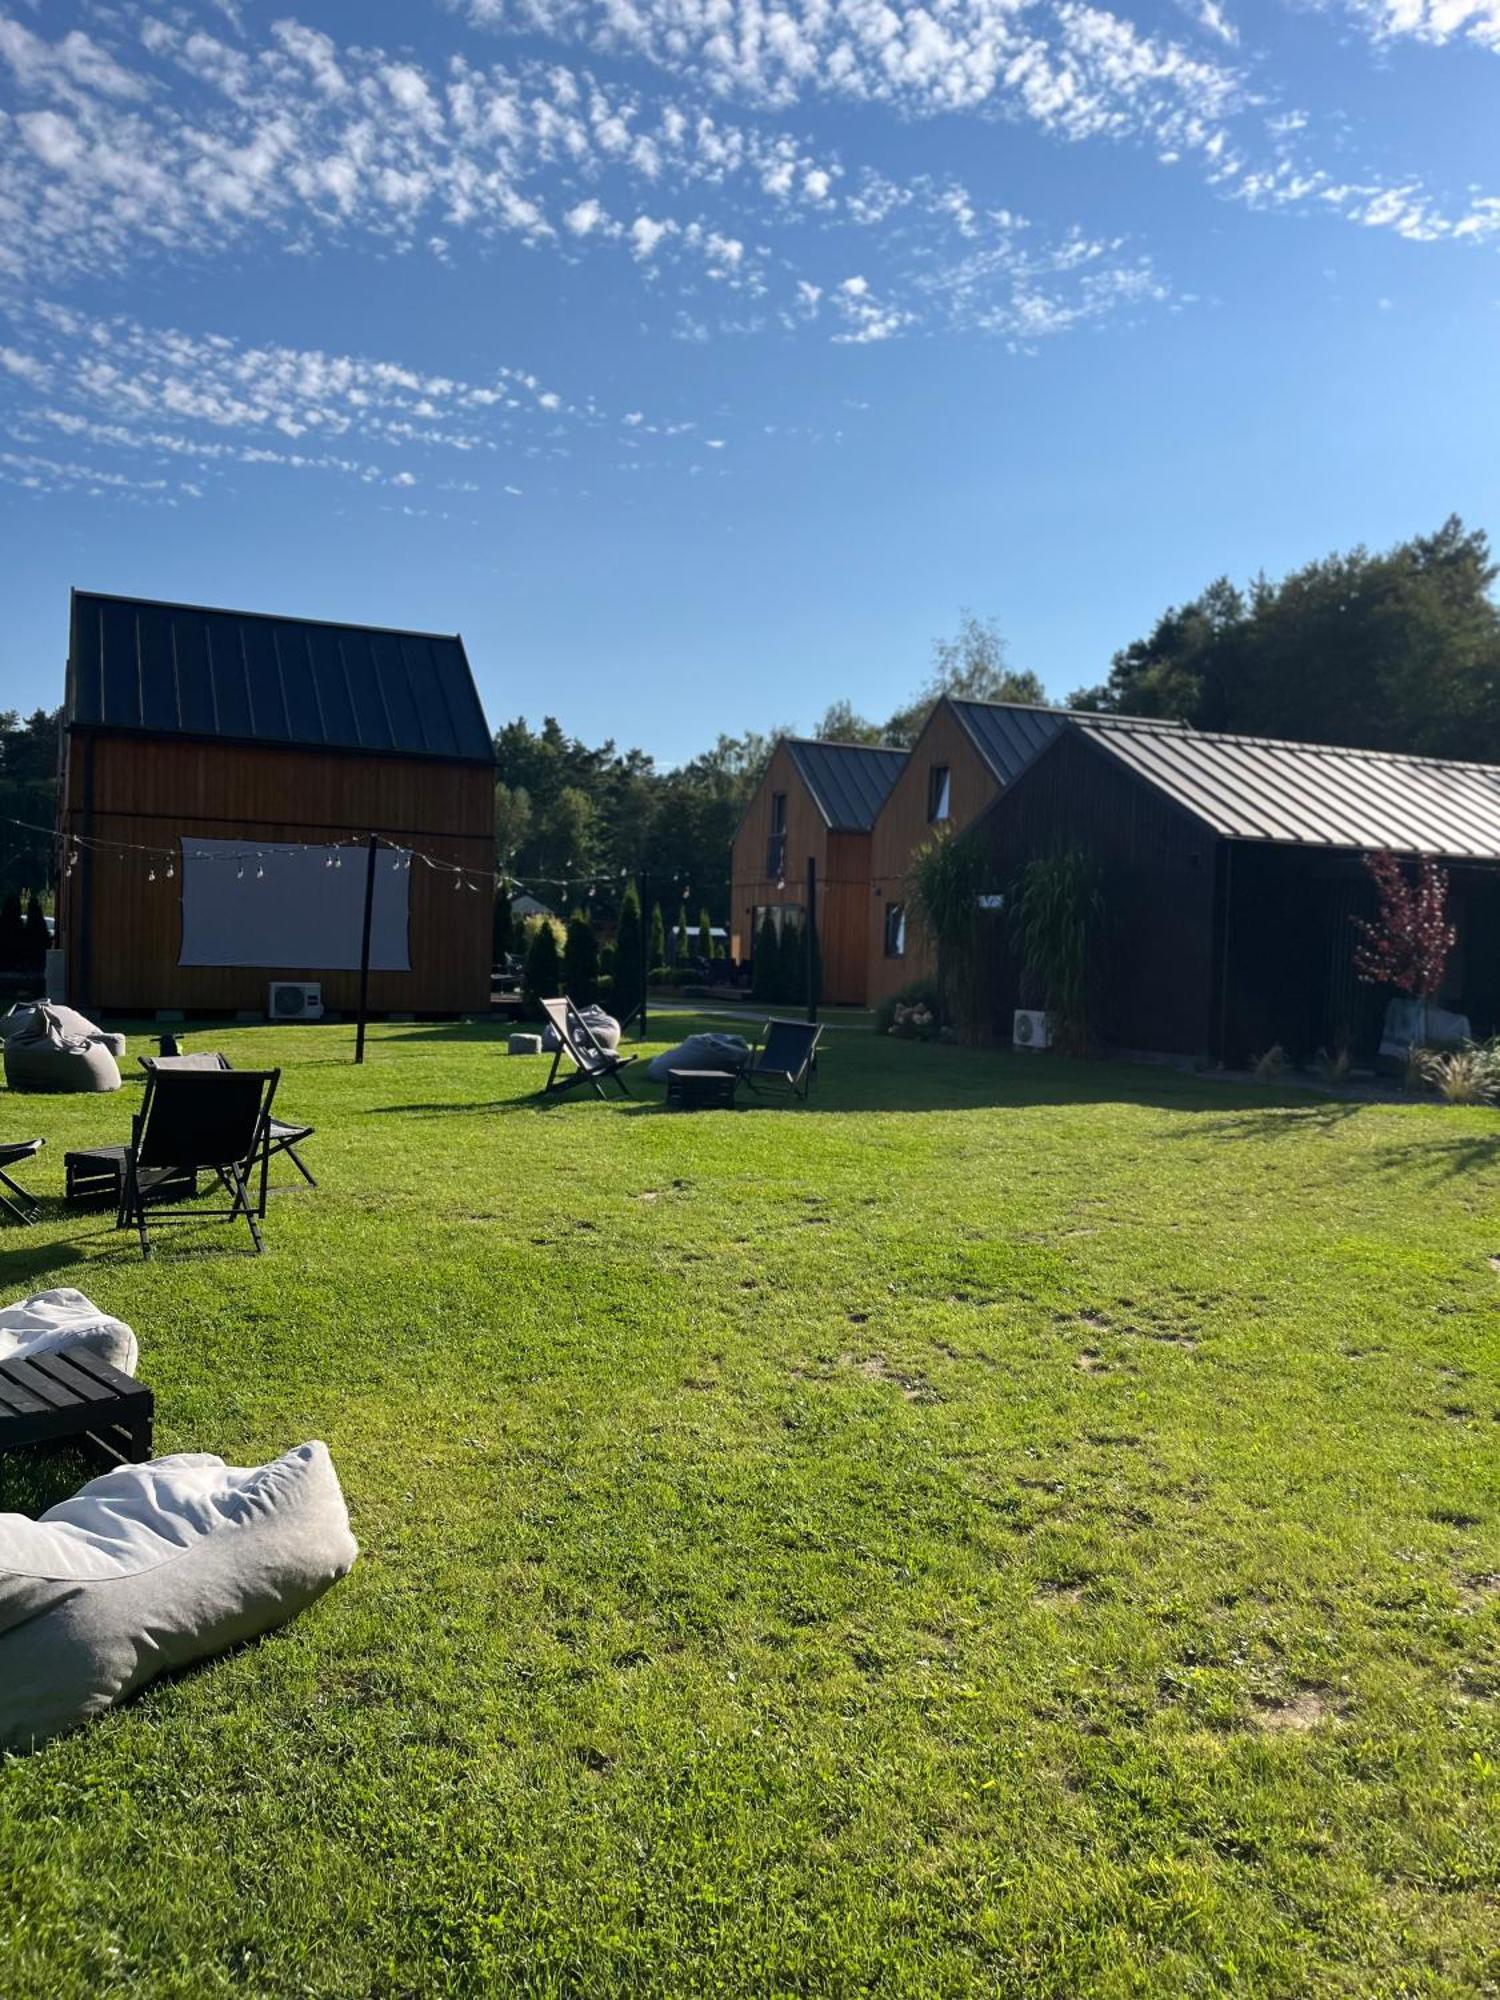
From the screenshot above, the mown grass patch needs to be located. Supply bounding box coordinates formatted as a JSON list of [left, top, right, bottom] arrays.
[[1, 1019, 1496, 1996]]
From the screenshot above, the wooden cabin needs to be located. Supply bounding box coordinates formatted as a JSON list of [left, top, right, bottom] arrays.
[[866, 698, 1073, 1007], [730, 738, 906, 1005], [973, 717, 1500, 1063], [57, 590, 495, 1017]]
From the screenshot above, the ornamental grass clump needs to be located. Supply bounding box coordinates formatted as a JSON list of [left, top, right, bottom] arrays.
[[1415, 1040, 1500, 1104]]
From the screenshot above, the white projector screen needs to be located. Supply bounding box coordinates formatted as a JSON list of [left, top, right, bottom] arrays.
[[178, 839, 412, 971]]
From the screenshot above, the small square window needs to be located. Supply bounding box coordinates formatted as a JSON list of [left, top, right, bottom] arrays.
[[927, 765, 951, 822], [884, 902, 907, 958]]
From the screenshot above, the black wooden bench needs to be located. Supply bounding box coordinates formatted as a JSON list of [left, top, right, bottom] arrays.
[[0, 1350, 154, 1466]]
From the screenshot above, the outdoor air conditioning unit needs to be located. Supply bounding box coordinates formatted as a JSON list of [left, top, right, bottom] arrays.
[[269, 981, 323, 1021], [1013, 1008, 1050, 1051]]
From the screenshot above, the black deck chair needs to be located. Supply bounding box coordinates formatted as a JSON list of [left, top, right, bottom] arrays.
[[744, 1018, 823, 1101], [141, 1052, 316, 1201], [0, 1138, 44, 1224], [121, 1068, 280, 1258], [539, 997, 638, 1100]]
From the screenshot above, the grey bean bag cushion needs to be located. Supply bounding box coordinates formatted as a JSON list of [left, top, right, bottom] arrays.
[[4, 1004, 122, 1093], [0, 1288, 137, 1376], [0, 1441, 357, 1752], [2, 1002, 126, 1063], [541, 1005, 621, 1053], [646, 1032, 750, 1083]]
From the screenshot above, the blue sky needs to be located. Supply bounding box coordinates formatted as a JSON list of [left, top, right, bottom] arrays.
[[1, 0, 1498, 763]]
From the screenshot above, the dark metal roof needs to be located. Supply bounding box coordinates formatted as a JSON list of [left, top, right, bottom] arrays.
[[947, 697, 1185, 787], [947, 699, 1071, 783], [66, 589, 493, 764], [785, 738, 908, 830], [1073, 715, 1500, 859]]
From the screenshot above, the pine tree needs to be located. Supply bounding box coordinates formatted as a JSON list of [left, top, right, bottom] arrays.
[[778, 912, 806, 1004], [0, 895, 25, 973], [24, 895, 50, 974], [613, 884, 645, 1020], [648, 901, 667, 973], [492, 890, 513, 966], [563, 909, 600, 1005], [697, 908, 713, 962], [752, 908, 779, 1003], [675, 902, 690, 964], [523, 919, 563, 1015]]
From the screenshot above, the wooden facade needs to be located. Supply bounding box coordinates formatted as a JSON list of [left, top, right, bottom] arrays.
[[866, 701, 1004, 1008], [58, 591, 495, 1018], [975, 731, 1220, 1057], [975, 728, 1500, 1063], [60, 735, 494, 1015], [729, 739, 902, 1005]]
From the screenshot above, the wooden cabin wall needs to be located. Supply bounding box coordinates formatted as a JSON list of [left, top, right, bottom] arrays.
[[817, 830, 873, 1004], [867, 703, 999, 1007], [60, 733, 494, 1014], [1219, 848, 1500, 1065], [729, 739, 828, 960], [976, 733, 1220, 1056]]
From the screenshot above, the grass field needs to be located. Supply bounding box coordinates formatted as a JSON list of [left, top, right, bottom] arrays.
[[1, 1018, 1497, 1997]]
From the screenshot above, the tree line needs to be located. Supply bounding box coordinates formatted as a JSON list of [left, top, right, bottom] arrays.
[[7, 516, 1500, 930]]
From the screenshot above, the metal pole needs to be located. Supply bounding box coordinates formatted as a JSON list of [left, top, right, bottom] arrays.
[[638, 869, 649, 1042], [354, 833, 378, 1064], [806, 855, 819, 1024]]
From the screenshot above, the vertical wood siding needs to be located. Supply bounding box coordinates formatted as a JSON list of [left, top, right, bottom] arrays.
[[728, 743, 877, 1002], [976, 732, 1220, 1056], [866, 703, 1002, 1008], [60, 734, 494, 1014]]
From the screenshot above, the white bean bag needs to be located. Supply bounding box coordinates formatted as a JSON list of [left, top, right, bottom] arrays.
[[0, 1288, 137, 1377], [4, 1005, 122, 1093], [0, 1442, 357, 1752], [541, 1005, 621, 1053], [646, 1032, 750, 1083], [2, 1002, 126, 1063]]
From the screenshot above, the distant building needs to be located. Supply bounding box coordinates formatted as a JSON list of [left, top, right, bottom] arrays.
[[866, 699, 1090, 1008], [58, 590, 495, 1016], [731, 737, 907, 1005], [974, 717, 1500, 1062]]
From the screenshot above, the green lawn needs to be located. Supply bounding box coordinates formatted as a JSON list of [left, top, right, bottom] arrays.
[[1, 1020, 1496, 1997]]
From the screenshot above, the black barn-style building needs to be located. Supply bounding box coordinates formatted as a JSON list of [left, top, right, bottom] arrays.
[[975, 717, 1500, 1064]]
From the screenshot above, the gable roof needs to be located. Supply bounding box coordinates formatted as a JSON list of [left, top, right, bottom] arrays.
[[784, 738, 908, 830], [66, 589, 493, 765], [1071, 714, 1500, 860], [944, 696, 1186, 787]]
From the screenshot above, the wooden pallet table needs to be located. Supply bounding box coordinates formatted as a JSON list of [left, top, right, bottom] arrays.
[[0, 1350, 154, 1466]]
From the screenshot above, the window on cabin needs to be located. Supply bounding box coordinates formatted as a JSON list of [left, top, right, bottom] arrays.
[[884, 902, 907, 958], [927, 764, 951, 823], [766, 790, 788, 879]]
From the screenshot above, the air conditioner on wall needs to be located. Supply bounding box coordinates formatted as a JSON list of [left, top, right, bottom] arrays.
[[1013, 1008, 1050, 1051], [269, 981, 323, 1021]]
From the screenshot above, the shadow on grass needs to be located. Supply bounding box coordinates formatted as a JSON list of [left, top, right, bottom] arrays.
[[0, 1236, 90, 1289], [0, 1439, 98, 1517]]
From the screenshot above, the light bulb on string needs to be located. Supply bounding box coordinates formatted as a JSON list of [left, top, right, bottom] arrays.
[[165, 862, 174, 879], [148, 867, 156, 882]]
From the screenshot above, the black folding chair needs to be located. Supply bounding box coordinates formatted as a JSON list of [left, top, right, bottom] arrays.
[[141, 1052, 317, 1199], [121, 1068, 280, 1258], [0, 1139, 44, 1225], [539, 998, 638, 1100], [744, 1019, 823, 1101]]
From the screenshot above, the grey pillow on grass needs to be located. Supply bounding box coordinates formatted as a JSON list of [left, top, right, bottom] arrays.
[[646, 1032, 750, 1082], [0, 1288, 138, 1376], [0, 1441, 357, 1752], [540, 1005, 621, 1054], [3, 1006, 122, 1094]]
